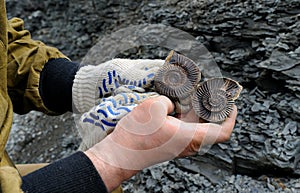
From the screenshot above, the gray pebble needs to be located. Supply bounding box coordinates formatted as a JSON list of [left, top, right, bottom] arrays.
[[251, 102, 263, 112]]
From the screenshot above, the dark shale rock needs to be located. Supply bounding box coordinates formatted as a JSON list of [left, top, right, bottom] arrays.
[[5, 0, 300, 192]]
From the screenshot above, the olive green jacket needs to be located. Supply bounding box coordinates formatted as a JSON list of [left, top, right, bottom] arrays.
[[0, 1, 67, 192]]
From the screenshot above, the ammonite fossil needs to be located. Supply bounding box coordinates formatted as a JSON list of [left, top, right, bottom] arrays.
[[154, 50, 243, 122], [192, 77, 243, 122], [154, 50, 201, 100], [154, 50, 201, 113]]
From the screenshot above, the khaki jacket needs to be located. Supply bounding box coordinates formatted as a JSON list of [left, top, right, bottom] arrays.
[[0, 1, 67, 192]]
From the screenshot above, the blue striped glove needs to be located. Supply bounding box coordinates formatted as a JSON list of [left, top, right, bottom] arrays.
[[77, 86, 159, 149], [73, 59, 164, 113]]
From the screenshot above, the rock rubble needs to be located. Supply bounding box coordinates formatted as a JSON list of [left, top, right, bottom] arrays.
[[5, 0, 299, 192]]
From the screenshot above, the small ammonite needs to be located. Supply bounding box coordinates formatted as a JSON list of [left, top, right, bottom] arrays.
[[192, 77, 243, 122], [154, 50, 201, 102]]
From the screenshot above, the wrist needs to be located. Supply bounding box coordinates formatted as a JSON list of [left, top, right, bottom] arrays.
[[72, 65, 100, 113], [84, 150, 138, 192], [40, 58, 79, 113]]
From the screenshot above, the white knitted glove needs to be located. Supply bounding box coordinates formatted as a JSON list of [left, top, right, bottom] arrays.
[[72, 59, 164, 113], [77, 86, 159, 150]]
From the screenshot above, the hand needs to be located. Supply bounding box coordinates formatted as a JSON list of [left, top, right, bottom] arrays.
[[77, 86, 159, 150], [72, 59, 164, 113], [85, 96, 237, 191]]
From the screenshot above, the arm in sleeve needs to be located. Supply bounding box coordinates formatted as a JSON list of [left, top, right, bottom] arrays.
[[21, 151, 108, 193], [6, 17, 76, 115]]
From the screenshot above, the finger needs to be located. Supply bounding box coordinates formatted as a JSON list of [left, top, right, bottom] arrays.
[[175, 108, 199, 123], [165, 120, 215, 157], [197, 105, 237, 144], [221, 104, 237, 135], [149, 95, 175, 115], [199, 105, 237, 144], [117, 96, 174, 136], [178, 106, 238, 156]]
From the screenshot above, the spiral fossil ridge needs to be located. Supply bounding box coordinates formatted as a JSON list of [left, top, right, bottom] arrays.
[[154, 50, 243, 122], [192, 78, 242, 122], [154, 50, 201, 100]]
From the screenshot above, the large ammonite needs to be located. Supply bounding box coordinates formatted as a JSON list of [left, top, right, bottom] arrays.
[[154, 50, 201, 113], [192, 78, 243, 122]]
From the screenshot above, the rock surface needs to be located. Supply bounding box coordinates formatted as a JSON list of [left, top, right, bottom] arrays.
[[5, 0, 300, 192]]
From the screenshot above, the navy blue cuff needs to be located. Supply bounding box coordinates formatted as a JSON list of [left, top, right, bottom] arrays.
[[21, 151, 108, 193], [39, 58, 80, 113]]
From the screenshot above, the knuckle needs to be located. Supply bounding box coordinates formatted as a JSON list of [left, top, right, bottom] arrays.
[[222, 131, 231, 141], [189, 142, 200, 153]]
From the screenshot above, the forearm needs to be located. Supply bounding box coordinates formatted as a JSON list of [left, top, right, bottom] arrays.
[[7, 17, 69, 115]]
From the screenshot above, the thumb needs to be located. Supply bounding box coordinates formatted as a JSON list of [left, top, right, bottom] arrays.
[[117, 96, 174, 135]]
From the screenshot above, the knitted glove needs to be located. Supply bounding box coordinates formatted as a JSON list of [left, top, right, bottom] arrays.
[[72, 59, 164, 113], [77, 86, 159, 150]]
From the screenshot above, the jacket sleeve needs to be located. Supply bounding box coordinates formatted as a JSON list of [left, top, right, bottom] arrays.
[[0, 166, 23, 193], [6, 17, 69, 115]]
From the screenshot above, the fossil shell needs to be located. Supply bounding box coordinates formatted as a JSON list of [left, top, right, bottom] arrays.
[[154, 50, 201, 100], [174, 101, 191, 114], [192, 77, 243, 122]]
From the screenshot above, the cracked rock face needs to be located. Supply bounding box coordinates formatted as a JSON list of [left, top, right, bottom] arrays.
[[5, 0, 300, 192]]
